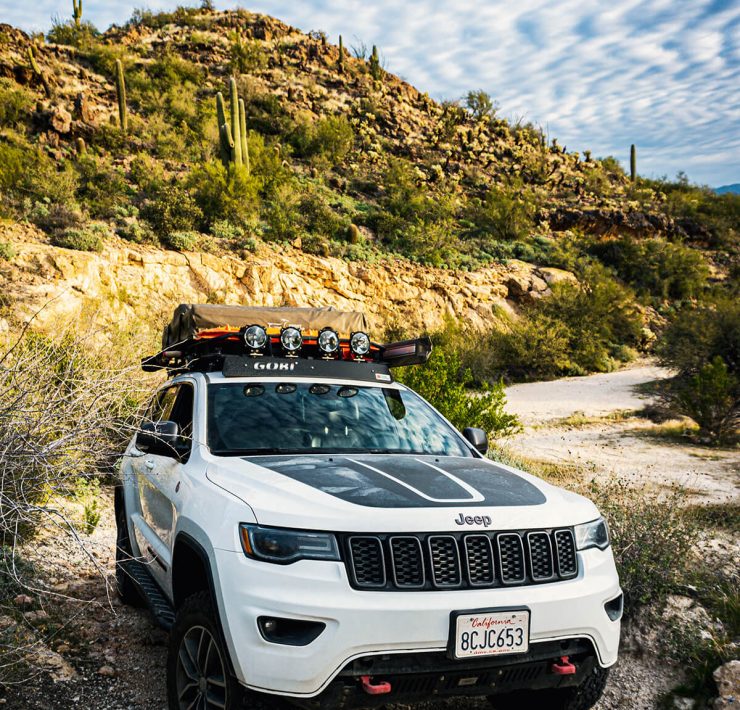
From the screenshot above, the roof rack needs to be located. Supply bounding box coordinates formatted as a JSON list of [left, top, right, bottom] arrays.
[[142, 305, 432, 375]]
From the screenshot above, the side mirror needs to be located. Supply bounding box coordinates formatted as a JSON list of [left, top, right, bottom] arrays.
[[463, 427, 488, 455], [136, 421, 179, 457]]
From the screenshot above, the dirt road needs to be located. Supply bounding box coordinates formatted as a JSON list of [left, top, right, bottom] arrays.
[[504, 362, 739, 504]]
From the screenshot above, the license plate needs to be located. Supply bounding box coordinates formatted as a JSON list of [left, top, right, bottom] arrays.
[[450, 609, 530, 659]]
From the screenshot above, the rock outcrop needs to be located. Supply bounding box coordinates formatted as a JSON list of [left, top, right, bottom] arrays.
[[0, 224, 561, 342]]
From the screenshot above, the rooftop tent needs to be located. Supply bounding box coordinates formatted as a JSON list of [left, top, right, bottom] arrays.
[[163, 304, 370, 349]]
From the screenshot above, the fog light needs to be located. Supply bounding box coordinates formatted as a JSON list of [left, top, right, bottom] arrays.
[[257, 616, 326, 646], [280, 326, 302, 355], [604, 593, 623, 621], [350, 331, 371, 357]]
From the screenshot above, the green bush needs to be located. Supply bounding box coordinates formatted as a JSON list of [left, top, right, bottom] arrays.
[[291, 115, 354, 167], [588, 235, 708, 301], [0, 241, 16, 261], [396, 346, 520, 439], [141, 181, 203, 235], [228, 33, 267, 74], [163, 231, 200, 252], [51, 225, 105, 252], [0, 80, 34, 127], [189, 161, 260, 229], [465, 90, 497, 120], [47, 19, 99, 47], [75, 155, 131, 220], [672, 357, 738, 443], [657, 298, 739, 441], [464, 182, 539, 244], [587, 481, 695, 616]]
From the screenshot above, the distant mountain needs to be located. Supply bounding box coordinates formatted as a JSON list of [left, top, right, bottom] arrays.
[[716, 184, 740, 194]]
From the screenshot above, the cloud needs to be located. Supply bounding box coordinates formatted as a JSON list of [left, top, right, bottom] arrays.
[[1, 0, 738, 184]]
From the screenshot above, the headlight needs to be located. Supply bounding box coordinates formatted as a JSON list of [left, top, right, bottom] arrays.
[[575, 517, 610, 551], [239, 524, 340, 564]]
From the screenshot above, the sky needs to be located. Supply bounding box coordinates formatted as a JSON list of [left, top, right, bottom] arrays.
[[2, 0, 739, 187]]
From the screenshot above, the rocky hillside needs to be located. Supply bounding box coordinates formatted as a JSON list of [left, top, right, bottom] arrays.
[[0, 4, 736, 341]]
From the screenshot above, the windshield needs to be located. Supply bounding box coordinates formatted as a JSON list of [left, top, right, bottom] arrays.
[[206, 382, 472, 457]]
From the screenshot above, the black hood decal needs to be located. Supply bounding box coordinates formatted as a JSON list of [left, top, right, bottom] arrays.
[[242, 455, 546, 508]]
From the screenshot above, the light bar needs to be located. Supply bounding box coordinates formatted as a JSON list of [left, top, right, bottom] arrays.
[[280, 326, 303, 355]]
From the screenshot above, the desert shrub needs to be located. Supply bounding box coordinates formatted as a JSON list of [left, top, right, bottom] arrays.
[[189, 162, 260, 229], [482, 311, 574, 381], [587, 481, 695, 616], [163, 230, 200, 252], [465, 90, 497, 120], [79, 40, 130, 76], [291, 115, 354, 166], [396, 346, 520, 438], [464, 182, 539, 244], [47, 19, 99, 47], [0, 242, 16, 261], [26, 200, 85, 234], [75, 155, 131, 220], [538, 264, 643, 373], [140, 181, 203, 236], [658, 298, 739, 442], [370, 158, 461, 264], [51, 225, 105, 252], [0, 80, 34, 127], [588, 235, 709, 301], [228, 32, 266, 74], [672, 358, 738, 442], [210, 220, 244, 241]]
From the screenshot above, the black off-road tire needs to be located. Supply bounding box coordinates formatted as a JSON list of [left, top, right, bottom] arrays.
[[489, 666, 610, 710], [114, 491, 143, 607], [167, 592, 283, 710]]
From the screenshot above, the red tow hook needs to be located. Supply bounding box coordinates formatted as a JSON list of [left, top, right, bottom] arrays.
[[360, 675, 392, 695], [551, 656, 577, 675]]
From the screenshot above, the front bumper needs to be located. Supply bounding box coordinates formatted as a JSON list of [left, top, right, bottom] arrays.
[[214, 546, 621, 698]]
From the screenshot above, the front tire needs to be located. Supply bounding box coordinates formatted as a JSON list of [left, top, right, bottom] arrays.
[[489, 666, 610, 710]]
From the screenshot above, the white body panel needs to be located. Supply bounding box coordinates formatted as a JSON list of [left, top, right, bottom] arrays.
[[119, 371, 622, 699]]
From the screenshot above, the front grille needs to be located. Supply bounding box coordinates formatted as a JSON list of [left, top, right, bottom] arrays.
[[343, 528, 578, 591]]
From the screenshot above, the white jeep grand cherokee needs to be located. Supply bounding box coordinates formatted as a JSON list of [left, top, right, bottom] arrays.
[[116, 305, 622, 710]]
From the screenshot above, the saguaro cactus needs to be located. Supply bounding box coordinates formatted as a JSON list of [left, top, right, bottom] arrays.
[[27, 46, 51, 97], [369, 45, 381, 80], [115, 59, 127, 132], [338, 35, 344, 73], [216, 79, 250, 173], [630, 144, 637, 182], [72, 0, 83, 28]]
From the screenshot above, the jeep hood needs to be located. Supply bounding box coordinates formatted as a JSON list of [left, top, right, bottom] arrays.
[[205, 454, 599, 532]]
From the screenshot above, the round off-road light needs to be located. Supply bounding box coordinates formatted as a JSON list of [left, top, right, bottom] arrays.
[[350, 331, 371, 357], [244, 324, 267, 350], [317, 328, 340, 356], [280, 326, 302, 353]]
